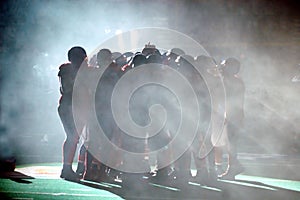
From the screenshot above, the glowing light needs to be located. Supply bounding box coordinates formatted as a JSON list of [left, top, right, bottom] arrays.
[[291, 75, 300, 82], [115, 29, 122, 35], [104, 28, 111, 34]]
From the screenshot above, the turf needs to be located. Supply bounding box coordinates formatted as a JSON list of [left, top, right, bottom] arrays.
[[0, 178, 124, 200], [0, 163, 299, 200]]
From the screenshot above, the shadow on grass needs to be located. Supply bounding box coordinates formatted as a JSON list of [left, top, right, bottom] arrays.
[[75, 174, 300, 200], [0, 170, 34, 184]]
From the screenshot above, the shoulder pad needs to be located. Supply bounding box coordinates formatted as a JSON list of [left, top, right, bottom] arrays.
[[58, 63, 72, 76], [59, 63, 71, 70]]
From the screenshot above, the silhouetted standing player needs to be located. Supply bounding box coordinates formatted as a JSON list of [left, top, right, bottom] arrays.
[[219, 58, 245, 179], [58, 46, 88, 181]]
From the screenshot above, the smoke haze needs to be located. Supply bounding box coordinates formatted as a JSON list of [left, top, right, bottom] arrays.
[[0, 0, 299, 164]]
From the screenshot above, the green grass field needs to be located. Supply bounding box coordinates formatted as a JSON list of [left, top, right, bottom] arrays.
[[0, 162, 299, 200]]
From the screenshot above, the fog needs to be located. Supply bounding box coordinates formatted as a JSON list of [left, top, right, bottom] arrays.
[[0, 0, 299, 167]]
